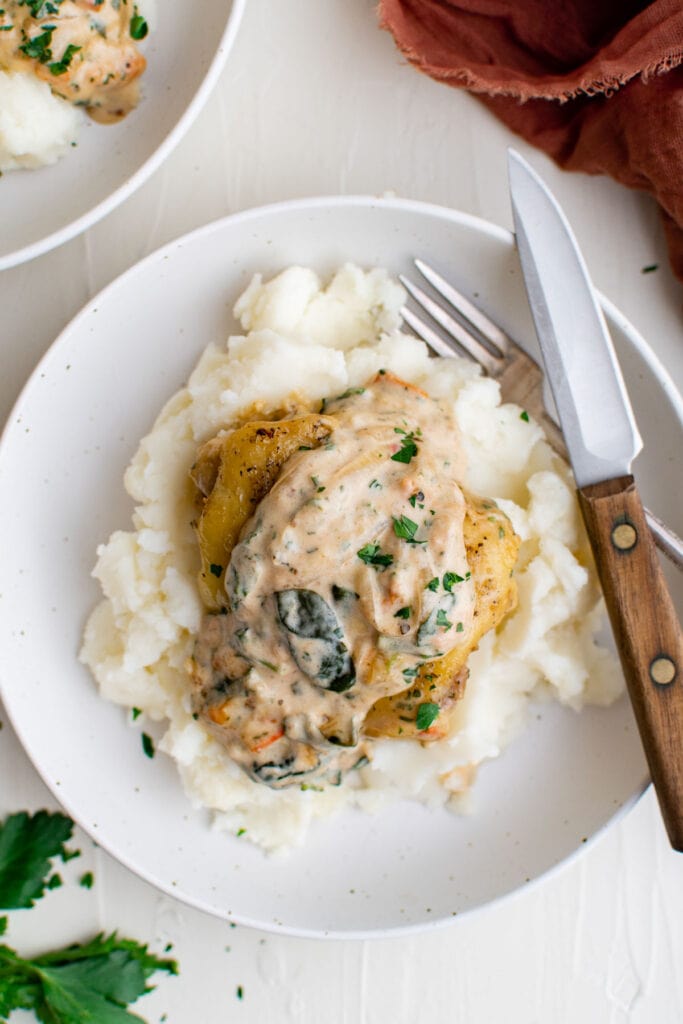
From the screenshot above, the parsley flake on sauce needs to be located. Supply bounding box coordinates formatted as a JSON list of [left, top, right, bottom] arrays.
[[48, 42, 81, 75], [129, 9, 148, 40], [357, 543, 393, 569], [19, 25, 55, 63], [394, 606, 411, 619], [416, 703, 440, 731], [390, 430, 418, 464], [443, 571, 464, 592], [392, 514, 421, 542], [426, 577, 439, 592]]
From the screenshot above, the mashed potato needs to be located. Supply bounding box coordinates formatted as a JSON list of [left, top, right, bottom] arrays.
[[80, 264, 623, 853], [0, 70, 82, 171]]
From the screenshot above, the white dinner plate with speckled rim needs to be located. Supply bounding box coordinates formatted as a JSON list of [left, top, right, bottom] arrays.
[[0, 0, 245, 271], [1, 196, 681, 938]]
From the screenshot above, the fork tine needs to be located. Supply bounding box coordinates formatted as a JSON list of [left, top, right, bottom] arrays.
[[400, 305, 464, 360], [414, 258, 513, 357], [399, 274, 503, 376]]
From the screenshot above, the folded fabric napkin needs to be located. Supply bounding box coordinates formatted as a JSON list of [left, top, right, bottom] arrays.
[[379, 0, 683, 281]]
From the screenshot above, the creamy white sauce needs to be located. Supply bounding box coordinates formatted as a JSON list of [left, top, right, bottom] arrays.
[[191, 374, 479, 788]]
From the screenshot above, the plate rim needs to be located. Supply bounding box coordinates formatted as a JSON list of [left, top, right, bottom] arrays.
[[0, 0, 246, 272], [1, 193, 680, 939]]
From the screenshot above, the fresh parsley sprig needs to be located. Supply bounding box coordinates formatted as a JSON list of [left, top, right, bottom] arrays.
[[0, 923, 177, 1023], [0, 811, 75, 910], [0, 811, 178, 1023]]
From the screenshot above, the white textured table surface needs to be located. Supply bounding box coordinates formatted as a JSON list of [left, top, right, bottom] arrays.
[[2, 2, 682, 1021]]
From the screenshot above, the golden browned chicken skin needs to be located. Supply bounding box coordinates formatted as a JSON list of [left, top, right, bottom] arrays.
[[188, 373, 520, 788]]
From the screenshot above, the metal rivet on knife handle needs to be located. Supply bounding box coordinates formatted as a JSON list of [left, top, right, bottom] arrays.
[[611, 520, 638, 552], [650, 656, 677, 687]]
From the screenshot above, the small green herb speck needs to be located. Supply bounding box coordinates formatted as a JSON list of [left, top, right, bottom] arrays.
[[641, 263, 659, 274], [357, 543, 393, 569], [394, 606, 411, 619], [435, 609, 452, 631], [209, 563, 223, 578], [520, 410, 530, 422], [390, 432, 418, 464], [416, 703, 440, 731], [443, 571, 464, 592], [79, 871, 94, 889], [141, 733, 155, 759], [392, 514, 421, 543], [426, 577, 439, 592], [129, 11, 148, 39]]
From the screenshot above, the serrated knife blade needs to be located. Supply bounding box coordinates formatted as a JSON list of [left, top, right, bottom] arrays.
[[507, 148, 683, 852]]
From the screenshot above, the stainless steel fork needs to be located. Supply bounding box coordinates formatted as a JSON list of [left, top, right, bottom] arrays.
[[400, 258, 683, 571]]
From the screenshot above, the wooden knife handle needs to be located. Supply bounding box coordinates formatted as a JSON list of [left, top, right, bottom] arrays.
[[578, 475, 683, 851]]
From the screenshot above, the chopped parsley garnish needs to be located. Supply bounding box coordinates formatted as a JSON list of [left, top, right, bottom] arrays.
[[443, 571, 464, 591], [369, 478, 382, 489], [641, 263, 659, 274], [394, 606, 411, 619], [79, 871, 94, 889], [236, 828, 246, 837], [209, 563, 223, 578], [408, 490, 425, 508], [19, 25, 55, 63], [520, 410, 530, 422], [131, 707, 142, 720], [129, 10, 148, 39], [456, 621, 464, 632], [18, 0, 63, 17], [426, 577, 439, 592], [357, 543, 393, 569], [49, 42, 81, 75], [402, 666, 419, 679], [435, 609, 452, 631], [416, 703, 440, 731], [392, 514, 423, 543], [390, 431, 418, 464], [141, 733, 155, 758]]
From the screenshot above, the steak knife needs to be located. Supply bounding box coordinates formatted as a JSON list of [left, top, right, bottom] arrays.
[[508, 149, 683, 851]]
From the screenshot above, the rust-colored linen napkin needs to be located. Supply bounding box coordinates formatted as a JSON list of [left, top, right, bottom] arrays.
[[379, 0, 683, 280]]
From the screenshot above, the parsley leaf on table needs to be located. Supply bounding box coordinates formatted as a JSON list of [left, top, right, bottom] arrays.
[[0, 811, 178, 1022], [0, 811, 74, 909], [0, 930, 178, 1023]]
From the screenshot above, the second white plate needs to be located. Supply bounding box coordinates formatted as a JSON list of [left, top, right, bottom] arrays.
[[0, 0, 245, 270]]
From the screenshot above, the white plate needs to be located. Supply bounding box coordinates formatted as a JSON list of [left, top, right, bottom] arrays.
[[1, 197, 681, 938], [0, 0, 245, 270]]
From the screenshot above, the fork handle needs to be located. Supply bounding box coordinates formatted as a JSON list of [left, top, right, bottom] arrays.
[[578, 474, 683, 851]]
